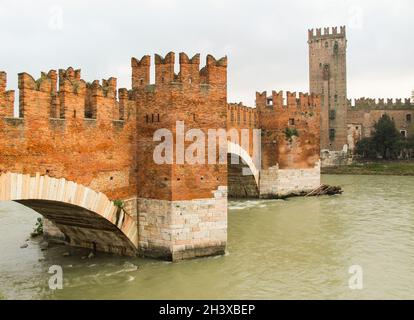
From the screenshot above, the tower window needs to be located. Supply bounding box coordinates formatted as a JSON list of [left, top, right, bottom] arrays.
[[400, 130, 407, 138], [325, 42, 329, 48], [329, 128, 336, 140], [267, 98, 273, 106], [289, 118, 295, 125], [323, 64, 330, 80], [329, 110, 336, 120], [407, 114, 412, 123], [334, 41, 339, 54]]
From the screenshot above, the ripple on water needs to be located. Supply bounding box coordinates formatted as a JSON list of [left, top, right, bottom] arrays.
[[1, 175, 414, 299]]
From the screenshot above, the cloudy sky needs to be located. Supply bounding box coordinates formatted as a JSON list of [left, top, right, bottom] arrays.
[[0, 0, 413, 106]]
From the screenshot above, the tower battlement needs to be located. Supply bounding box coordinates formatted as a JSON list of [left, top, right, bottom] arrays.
[[256, 91, 320, 110], [308, 26, 346, 41], [131, 52, 227, 90], [348, 97, 414, 110]]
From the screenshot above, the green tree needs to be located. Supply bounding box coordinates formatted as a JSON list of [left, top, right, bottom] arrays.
[[356, 137, 376, 159], [372, 114, 402, 159], [356, 114, 408, 160]]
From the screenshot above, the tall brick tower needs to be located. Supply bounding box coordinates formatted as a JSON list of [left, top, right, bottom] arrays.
[[308, 26, 348, 151]]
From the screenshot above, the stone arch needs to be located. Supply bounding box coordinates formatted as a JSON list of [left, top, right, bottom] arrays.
[[0, 172, 138, 256], [227, 141, 260, 187]]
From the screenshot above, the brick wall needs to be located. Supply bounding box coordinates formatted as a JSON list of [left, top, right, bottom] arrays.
[[0, 68, 137, 202]]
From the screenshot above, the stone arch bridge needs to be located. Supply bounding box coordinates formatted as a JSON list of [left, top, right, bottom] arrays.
[[0, 52, 321, 261]]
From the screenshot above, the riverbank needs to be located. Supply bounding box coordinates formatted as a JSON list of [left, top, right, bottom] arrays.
[[322, 161, 414, 176]]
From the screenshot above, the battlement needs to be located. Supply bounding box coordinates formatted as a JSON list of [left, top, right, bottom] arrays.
[[227, 103, 258, 129], [348, 97, 414, 110], [131, 55, 151, 89], [308, 26, 346, 40], [256, 91, 320, 110], [131, 52, 227, 90], [0, 71, 7, 90], [2, 66, 131, 126], [0, 72, 15, 118], [18, 70, 58, 94]]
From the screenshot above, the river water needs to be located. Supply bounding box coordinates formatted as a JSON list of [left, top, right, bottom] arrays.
[[1, 175, 414, 300]]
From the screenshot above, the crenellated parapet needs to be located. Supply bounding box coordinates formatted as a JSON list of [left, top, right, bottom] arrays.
[[256, 90, 320, 111], [131, 55, 151, 89], [308, 26, 346, 41], [0, 72, 15, 118], [131, 52, 227, 92], [255, 90, 321, 170], [1, 66, 135, 143], [348, 97, 414, 110], [18, 70, 59, 119]]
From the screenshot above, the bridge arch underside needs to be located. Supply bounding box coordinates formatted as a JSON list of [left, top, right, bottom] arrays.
[[16, 200, 137, 256], [227, 153, 259, 199], [0, 173, 138, 256]]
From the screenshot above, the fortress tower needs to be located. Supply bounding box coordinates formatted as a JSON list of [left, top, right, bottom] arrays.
[[308, 26, 348, 151]]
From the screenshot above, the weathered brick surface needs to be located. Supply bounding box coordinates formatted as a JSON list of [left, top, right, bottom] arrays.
[[0, 68, 137, 201], [256, 91, 321, 170]]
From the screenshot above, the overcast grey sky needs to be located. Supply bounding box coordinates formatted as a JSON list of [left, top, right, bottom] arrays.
[[0, 0, 413, 106]]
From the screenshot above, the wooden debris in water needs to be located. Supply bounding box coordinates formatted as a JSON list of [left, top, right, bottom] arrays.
[[305, 184, 343, 197]]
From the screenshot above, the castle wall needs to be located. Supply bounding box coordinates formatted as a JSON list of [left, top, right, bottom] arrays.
[[347, 99, 414, 152], [255, 91, 321, 198], [256, 91, 321, 170]]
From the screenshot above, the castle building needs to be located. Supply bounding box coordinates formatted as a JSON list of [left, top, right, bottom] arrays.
[[308, 26, 414, 165]]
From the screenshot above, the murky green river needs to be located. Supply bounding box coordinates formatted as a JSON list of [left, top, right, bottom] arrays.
[[1, 175, 414, 300]]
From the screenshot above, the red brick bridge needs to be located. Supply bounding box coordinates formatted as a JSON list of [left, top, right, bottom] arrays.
[[0, 52, 320, 260]]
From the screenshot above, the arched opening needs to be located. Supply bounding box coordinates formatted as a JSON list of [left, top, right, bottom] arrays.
[[0, 173, 138, 256], [227, 142, 260, 199], [15, 200, 136, 255], [227, 153, 259, 198]]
